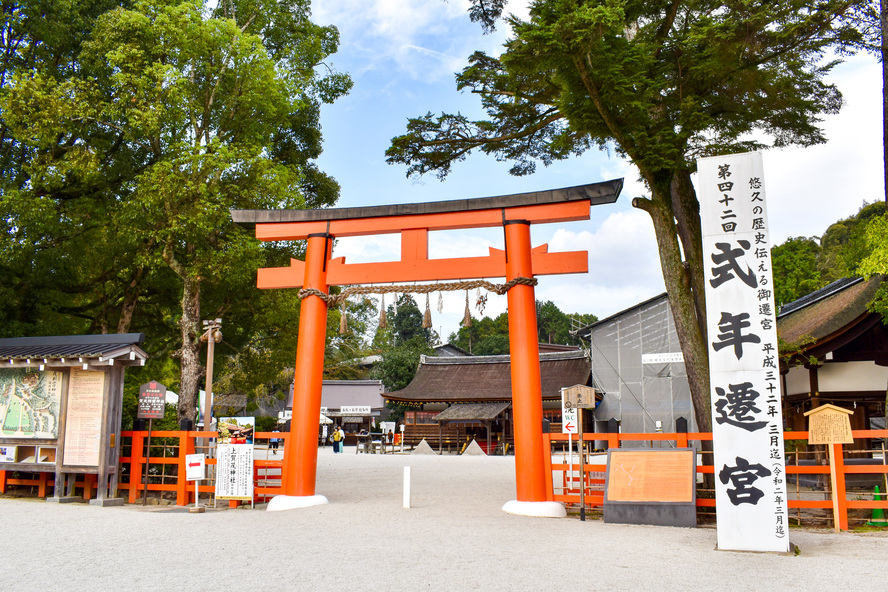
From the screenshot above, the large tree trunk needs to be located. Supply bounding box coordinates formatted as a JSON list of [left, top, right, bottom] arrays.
[[163, 243, 203, 424], [176, 273, 202, 424], [632, 175, 712, 435], [116, 266, 144, 334]]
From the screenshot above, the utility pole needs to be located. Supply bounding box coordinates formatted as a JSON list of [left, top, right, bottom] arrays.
[[201, 318, 223, 433]]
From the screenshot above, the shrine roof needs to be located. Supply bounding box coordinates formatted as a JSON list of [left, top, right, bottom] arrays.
[[383, 350, 591, 404], [231, 179, 623, 227], [434, 402, 512, 422], [776, 275, 885, 358], [0, 333, 148, 367]]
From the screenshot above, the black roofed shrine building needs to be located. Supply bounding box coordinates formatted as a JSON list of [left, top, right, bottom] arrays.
[[383, 349, 596, 453], [0, 334, 148, 505], [778, 276, 888, 449]]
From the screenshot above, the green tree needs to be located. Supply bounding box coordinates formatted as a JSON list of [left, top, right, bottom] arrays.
[[449, 303, 596, 352], [388, 294, 437, 346], [1, 0, 351, 422], [857, 213, 888, 319], [373, 336, 435, 392], [387, 0, 862, 432], [370, 294, 438, 392], [771, 237, 824, 307], [819, 201, 886, 282]]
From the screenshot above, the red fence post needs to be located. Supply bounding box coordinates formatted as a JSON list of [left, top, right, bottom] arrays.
[[832, 442, 849, 531], [129, 432, 144, 504], [543, 433, 554, 502], [177, 431, 195, 506]]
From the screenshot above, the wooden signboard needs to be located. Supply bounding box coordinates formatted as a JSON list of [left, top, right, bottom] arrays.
[[562, 384, 596, 409], [804, 404, 853, 445], [804, 403, 854, 532], [604, 448, 697, 527], [606, 449, 696, 503]]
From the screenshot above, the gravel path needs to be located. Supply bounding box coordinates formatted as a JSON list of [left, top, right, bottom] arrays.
[[1, 446, 886, 591]]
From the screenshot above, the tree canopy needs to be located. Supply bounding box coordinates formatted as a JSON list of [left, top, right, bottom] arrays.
[[771, 200, 885, 308], [372, 295, 438, 391], [448, 300, 596, 354], [0, 0, 351, 422], [387, 0, 864, 433]]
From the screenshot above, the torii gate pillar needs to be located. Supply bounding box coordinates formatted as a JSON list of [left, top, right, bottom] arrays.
[[503, 221, 548, 503], [232, 179, 622, 516], [282, 233, 331, 503]]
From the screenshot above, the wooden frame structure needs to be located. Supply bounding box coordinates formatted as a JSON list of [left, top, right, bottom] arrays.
[[232, 179, 622, 508], [0, 334, 148, 506]]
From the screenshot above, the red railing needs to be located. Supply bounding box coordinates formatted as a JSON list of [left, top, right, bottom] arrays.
[[544, 429, 888, 530], [4, 428, 887, 529], [118, 430, 287, 506]]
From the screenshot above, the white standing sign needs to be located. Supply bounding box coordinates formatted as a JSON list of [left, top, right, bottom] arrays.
[[698, 152, 789, 552], [215, 443, 254, 501], [561, 391, 578, 435], [185, 453, 206, 481]]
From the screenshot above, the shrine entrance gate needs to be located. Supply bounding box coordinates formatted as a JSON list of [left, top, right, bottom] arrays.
[[231, 179, 622, 514]]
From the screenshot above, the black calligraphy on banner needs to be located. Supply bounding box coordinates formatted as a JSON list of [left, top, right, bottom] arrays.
[[712, 312, 761, 359], [714, 382, 768, 432], [719, 456, 772, 506], [709, 241, 757, 288]]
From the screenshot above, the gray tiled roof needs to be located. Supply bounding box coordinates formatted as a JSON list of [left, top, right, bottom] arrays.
[[0, 333, 146, 360]]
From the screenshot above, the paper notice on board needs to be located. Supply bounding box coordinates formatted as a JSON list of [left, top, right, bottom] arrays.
[[62, 369, 106, 467]]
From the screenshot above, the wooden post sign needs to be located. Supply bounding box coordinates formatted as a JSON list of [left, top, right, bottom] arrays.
[[804, 404, 853, 445], [804, 404, 853, 532], [562, 384, 596, 409], [561, 385, 595, 520]]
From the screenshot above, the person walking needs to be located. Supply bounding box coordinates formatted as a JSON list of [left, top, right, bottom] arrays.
[[270, 429, 280, 455], [332, 425, 343, 453], [336, 426, 346, 453]]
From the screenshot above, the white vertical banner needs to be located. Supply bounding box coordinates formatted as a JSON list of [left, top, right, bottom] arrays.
[[697, 152, 789, 552], [215, 443, 254, 501]]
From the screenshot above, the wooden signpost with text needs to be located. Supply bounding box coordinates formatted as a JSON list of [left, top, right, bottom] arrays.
[[561, 384, 596, 519], [804, 404, 854, 531]]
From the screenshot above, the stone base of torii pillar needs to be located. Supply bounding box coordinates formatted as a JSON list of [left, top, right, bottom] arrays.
[[267, 494, 329, 512], [502, 500, 567, 518]]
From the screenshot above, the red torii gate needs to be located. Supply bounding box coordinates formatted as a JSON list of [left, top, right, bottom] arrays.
[[231, 179, 622, 515]]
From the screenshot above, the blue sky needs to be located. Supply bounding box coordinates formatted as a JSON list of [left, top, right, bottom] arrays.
[[309, 1, 885, 340]]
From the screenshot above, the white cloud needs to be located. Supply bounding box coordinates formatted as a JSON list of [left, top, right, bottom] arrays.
[[314, 0, 504, 83]]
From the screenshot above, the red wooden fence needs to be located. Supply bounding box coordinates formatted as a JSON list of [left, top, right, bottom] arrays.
[[3, 428, 886, 531], [545, 429, 888, 530]]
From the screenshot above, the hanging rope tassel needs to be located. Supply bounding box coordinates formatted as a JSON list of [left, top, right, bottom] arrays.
[[422, 293, 432, 329], [379, 294, 387, 329], [338, 300, 348, 334], [462, 290, 472, 327]]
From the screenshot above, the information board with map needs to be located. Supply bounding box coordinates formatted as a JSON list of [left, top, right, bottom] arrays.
[[0, 369, 63, 439], [62, 369, 106, 467]]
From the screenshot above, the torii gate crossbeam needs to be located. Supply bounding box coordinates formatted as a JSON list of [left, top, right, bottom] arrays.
[[231, 179, 622, 515]]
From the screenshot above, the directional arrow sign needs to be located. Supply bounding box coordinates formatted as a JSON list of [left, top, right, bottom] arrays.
[[564, 422, 575, 432], [185, 453, 206, 481]]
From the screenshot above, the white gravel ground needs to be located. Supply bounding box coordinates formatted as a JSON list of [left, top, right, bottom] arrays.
[[1, 445, 886, 591]]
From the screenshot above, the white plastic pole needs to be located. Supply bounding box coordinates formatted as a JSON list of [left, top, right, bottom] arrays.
[[403, 466, 411, 508]]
